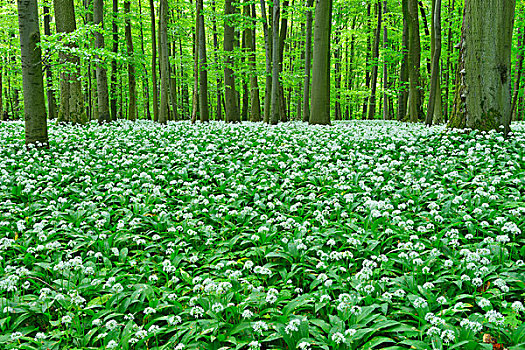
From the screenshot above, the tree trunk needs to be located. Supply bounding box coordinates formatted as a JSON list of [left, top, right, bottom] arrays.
[[511, 24, 524, 121], [191, 1, 199, 123], [212, 0, 223, 121], [17, 0, 48, 146], [158, 0, 169, 124], [382, 1, 391, 120], [407, 0, 422, 122], [94, 0, 110, 123], [362, 4, 372, 118], [270, 0, 281, 125], [169, 42, 178, 121], [43, 4, 57, 120], [334, 28, 342, 121], [124, 0, 137, 121], [425, 0, 442, 125], [278, 0, 289, 122], [309, 0, 332, 125], [196, 0, 209, 122], [110, 0, 119, 121], [138, 0, 151, 121], [224, 0, 240, 122], [260, 0, 272, 123], [443, 0, 454, 122], [247, 3, 261, 122], [149, 0, 159, 122], [397, 0, 409, 120], [54, 0, 86, 124], [449, 0, 516, 135], [367, 1, 382, 120]]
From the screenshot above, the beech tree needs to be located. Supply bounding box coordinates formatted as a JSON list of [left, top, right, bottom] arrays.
[[17, 0, 48, 145], [224, 0, 240, 123], [309, 0, 332, 125], [94, 0, 110, 123], [449, 0, 516, 134]]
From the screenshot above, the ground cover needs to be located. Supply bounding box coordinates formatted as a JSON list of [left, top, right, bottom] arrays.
[[0, 120, 524, 350]]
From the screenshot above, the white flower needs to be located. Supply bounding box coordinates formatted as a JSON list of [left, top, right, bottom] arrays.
[[107, 340, 118, 349], [441, 329, 456, 344], [248, 341, 261, 350], [485, 310, 505, 326], [61, 315, 72, 324], [413, 297, 428, 309], [512, 301, 524, 313], [252, 321, 269, 334], [331, 332, 345, 344]]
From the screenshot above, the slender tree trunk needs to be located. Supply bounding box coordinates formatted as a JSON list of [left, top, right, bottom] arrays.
[[260, 0, 272, 123], [212, 0, 223, 121], [382, 1, 391, 120], [191, 1, 199, 123], [449, 0, 516, 135], [247, 3, 261, 122], [278, 0, 289, 122], [443, 0, 454, 122], [426, 0, 442, 126], [407, 0, 422, 122], [270, 0, 281, 125], [124, 0, 137, 121], [54, 0, 85, 124], [0, 65, 2, 120], [149, 0, 159, 121], [418, 0, 432, 75], [224, 0, 240, 122], [169, 41, 178, 121], [196, 0, 209, 122], [362, 4, 372, 118], [17, 0, 48, 145], [43, 4, 57, 120], [138, 0, 151, 121], [179, 37, 190, 117], [511, 25, 524, 121], [367, 1, 382, 120], [110, 0, 119, 121], [334, 28, 342, 121], [309, 0, 332, 125], [94, 0, 110, 123], [158, 0, 169, 124], [398, 0, 409, 120]]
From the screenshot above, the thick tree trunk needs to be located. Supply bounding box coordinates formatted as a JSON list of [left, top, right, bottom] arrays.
[[309, 0, 332, 125], [149, 0, 159, 122], [443, 0, 454, 122], [191, 2, 199, 123], [407, 0, 422, 122], [17, 0, 48, 146], [224, 0, 240, 122], [54, 0, 86, 124], [426, 0, 442, 126], [94, 0, 110, 123], [302, 0, 314, 122], [110, 0, 119, 121], [197, 0, 209, 122], [362, 4, 372, 118], [43, 4, 57, 120], [124, 0, 137, 121], [278, 0, 289, 122], [260, 0, 272, 123], [334, 28, 342, 121], [449, 0, 516, 135], [367, 1, 382, 120], [270, 0, 281, 125]]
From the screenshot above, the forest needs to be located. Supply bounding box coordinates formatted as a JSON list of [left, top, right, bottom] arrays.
[[1, 0, 525, 349]]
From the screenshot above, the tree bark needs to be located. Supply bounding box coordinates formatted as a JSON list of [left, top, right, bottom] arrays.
[[367, 1, 382, 120], [397, 0, 409, 120], [110, 0, 119, 121], [407, 0, 422, 122], [149, 0, 159, 122], [309, 0, 332, 125], [17, 0, 48, 146], [260, 0, 272, 123], [94, 0, 110, 123], [197, 0, 209, 122], [54, 0, 86, 124], [212, 0, 223, 121], [270, 0, 281, 125], [43, 4, 57, 120], [138, 0, 151, 121], [247, 3, 261, 122], [224, 0, 240, 122], [449, 0, 516, 135], [426, 0, 442, 126], [302, 0, 314, 122], [334, 28, 342, 121], [382, 1, 391, 120], [158, 0, 169, 124], [124, 0, 137, 121], [511, 24, 524, 121]]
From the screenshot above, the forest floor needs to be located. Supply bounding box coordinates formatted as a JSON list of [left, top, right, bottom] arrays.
[[0, 120, 524, 350]]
